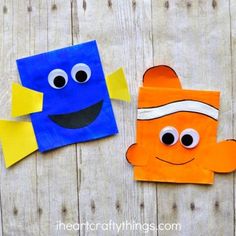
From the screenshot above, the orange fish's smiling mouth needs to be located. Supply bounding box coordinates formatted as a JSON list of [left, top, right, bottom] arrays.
[[155, 156, 195, 165], [49, 100, 103, 129]]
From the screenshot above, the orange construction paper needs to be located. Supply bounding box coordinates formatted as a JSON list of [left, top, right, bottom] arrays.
[[126, 65, 236, 184]]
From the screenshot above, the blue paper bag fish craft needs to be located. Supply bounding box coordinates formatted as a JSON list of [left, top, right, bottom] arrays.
[[0, 40, 130, 167]]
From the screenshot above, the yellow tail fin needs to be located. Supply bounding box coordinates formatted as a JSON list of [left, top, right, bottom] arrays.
[[106, 68, 131, 102], [0, 120, 38, 168]]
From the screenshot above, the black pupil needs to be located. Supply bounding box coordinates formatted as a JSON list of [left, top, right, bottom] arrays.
[[181, 134, 193, 146], [75, 70, 87, 83], [162, 133, 175, 145], [54, 76, 66, 88]]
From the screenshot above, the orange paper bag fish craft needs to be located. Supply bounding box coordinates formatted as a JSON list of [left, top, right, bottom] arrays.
[[126, 65, 236, 184]]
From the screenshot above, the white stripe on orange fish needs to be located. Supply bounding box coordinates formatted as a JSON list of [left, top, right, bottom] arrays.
[[137, 100, 219, 120]]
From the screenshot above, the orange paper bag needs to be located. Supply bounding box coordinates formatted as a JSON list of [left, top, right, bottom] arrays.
[[126, 65, 236, 184]]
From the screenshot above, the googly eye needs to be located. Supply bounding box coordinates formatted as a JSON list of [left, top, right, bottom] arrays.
[[71, 63, 91, 83], [48, 69, 68, 89], [160, 126, 179, 146], [180, 128, 200, 149]]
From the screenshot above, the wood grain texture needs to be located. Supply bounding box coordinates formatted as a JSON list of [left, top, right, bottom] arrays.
[[152, 1, 234, 236], [0, 1, 38, 235], [32, 1, 79, 236], [230, 0, 236, 235], [74, 1, 157, 235], [0, 0, 235, 235]]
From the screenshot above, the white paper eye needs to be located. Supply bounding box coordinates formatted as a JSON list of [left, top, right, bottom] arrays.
[[48, 69, 68, 89], [71, 63, 91, 83], [160, 126, 179, 146], [180, 128, 200, 149]]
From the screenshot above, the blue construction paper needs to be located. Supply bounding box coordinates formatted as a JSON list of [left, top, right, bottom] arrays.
[[16, 40, 118, 152]]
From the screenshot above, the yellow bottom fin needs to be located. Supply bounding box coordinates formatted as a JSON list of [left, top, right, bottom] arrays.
[[0, 120, 38, 168]]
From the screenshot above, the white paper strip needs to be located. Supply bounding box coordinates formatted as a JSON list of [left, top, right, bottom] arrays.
[[138, 100, 219, 120]]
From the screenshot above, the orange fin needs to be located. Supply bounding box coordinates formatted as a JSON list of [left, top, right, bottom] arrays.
[[196, 140, 236, 173], [126, 143, 148, 166], [143, 65, 182, 88]]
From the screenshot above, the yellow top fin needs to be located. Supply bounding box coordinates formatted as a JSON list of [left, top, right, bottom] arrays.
[[0, 120, 38, 168], [12, 83, 43, 117], [106, 68, 131, 102]]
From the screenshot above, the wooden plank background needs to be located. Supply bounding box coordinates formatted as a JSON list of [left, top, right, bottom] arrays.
[[0, 0, 235, 235]]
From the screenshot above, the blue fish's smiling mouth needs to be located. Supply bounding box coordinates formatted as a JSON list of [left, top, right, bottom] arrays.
[[49, 100, 103, 129]]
